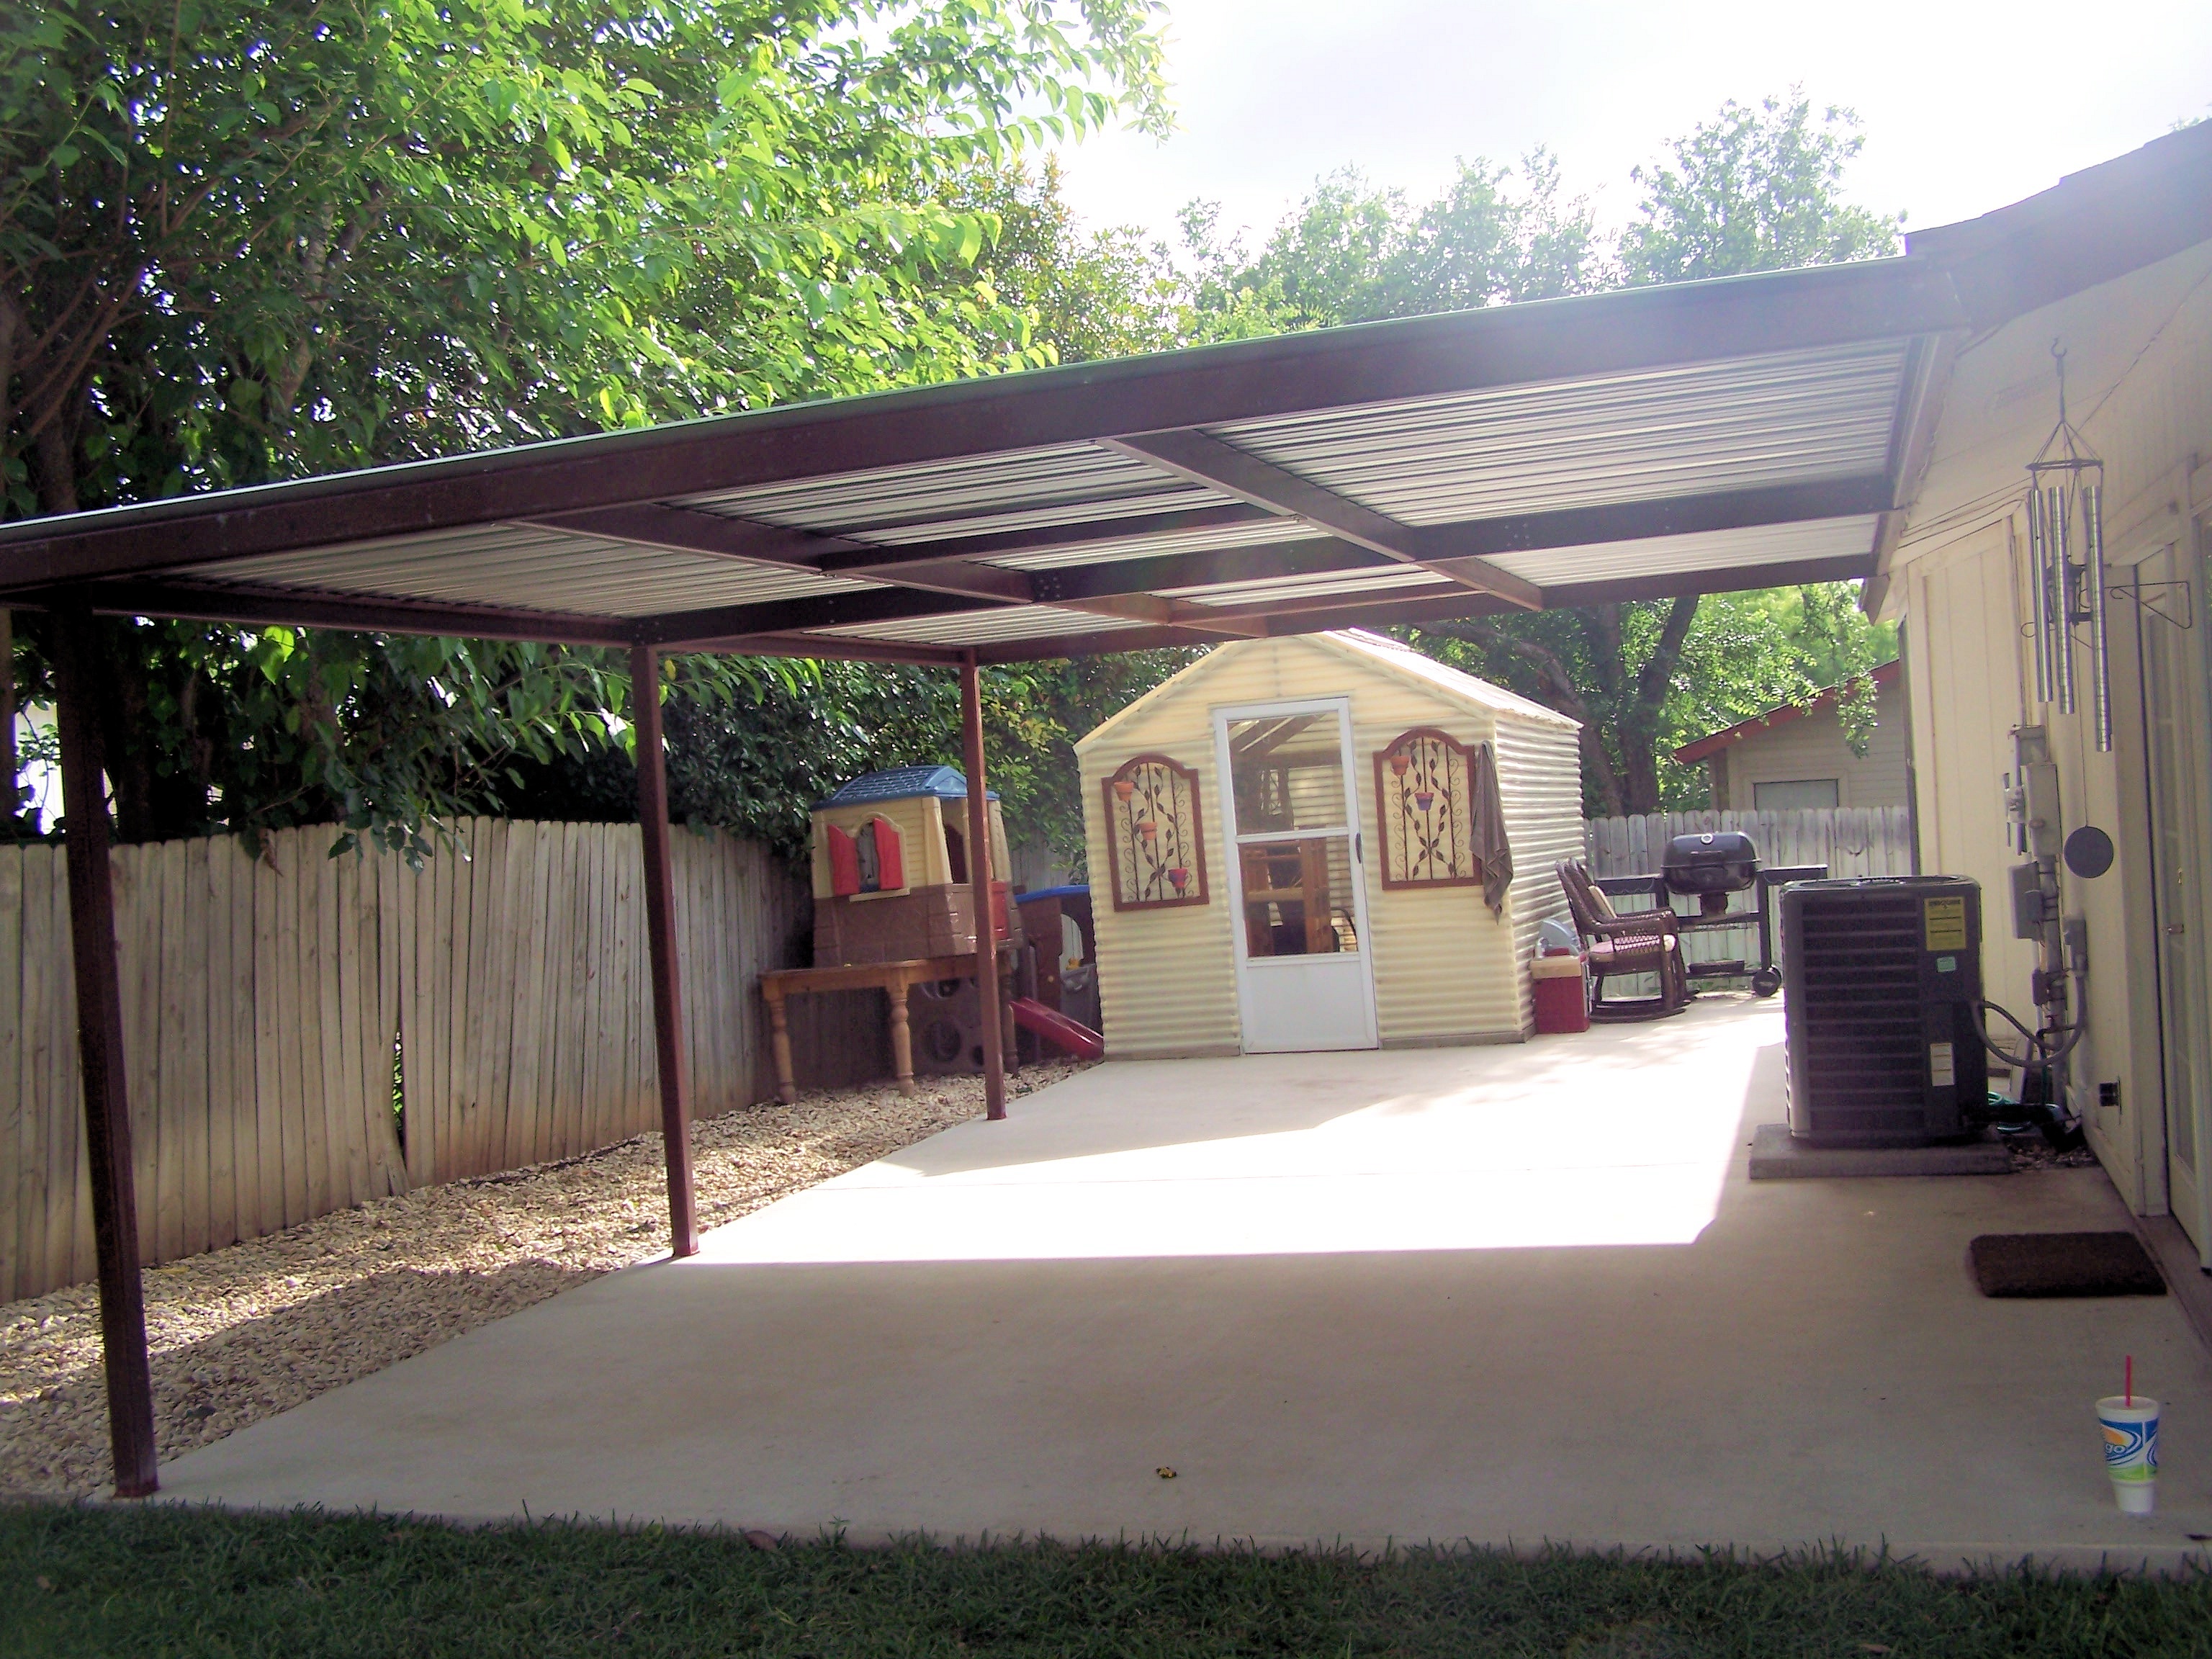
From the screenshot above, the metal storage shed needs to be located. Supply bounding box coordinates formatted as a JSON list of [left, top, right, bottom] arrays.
[[1078, 630, 1581, 1057]]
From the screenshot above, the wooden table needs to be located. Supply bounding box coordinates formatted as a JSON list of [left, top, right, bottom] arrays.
[[761, 949, 1019, 1102]]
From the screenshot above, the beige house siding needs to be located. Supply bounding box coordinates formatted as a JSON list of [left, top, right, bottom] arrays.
[[1885, 236, 2212, 1217], [1714, 675, 1910, 809], [1077, 633, 1581, 1058]]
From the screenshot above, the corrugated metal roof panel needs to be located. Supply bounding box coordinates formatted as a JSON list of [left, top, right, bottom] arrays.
[[1166, 567, 1448, 608], [1484, 514, 1881, 587], [680, 444, 1225, 539], [988, 517, 1323, 572], [809, 606, 1148, 647], [180, 523, 881, 618], [1215, 341, 1907, 525]]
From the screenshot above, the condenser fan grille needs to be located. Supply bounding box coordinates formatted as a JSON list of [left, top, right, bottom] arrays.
[[1781, 878, 1984, 1145]]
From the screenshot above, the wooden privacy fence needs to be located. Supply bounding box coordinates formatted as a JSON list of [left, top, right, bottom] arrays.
[[0, 820, 811, 1303], [1583, 807, 1916, 968]]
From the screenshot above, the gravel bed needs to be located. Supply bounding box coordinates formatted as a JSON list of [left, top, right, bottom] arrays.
[[0, 1063, 1091, 1500]]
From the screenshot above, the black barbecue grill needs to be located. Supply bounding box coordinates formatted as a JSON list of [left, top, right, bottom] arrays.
[[1660, 831, 1761, 915], [1595, 832, 1826, 999]]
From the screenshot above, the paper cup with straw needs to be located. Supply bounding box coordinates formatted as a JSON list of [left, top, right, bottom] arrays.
[[2098, 1356, 2159, 1514]]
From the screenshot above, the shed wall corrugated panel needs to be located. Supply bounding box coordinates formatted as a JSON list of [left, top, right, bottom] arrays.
[[1080, 658, 1244, 1058], [1082, 634, 1545, 1055], [1493, 716, 1586, 1032]]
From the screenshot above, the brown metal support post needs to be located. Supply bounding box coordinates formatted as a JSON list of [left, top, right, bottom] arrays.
[[630, 644, 698, 1256], [960, 653, 1007, 1121], [50, 607, 159, 1496]]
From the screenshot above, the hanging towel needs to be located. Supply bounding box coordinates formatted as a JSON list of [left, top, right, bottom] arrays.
[[1473, 743, 1514, 917]]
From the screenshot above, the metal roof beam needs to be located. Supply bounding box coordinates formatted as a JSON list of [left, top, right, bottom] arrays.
[[634, 584, 997, 649], [963, 549, 1881, 664], [516, 504, 1035, 606], [37, 580, 635, 647], [678, 631, 967, 666], [1418, 474, 1895, 570], [519, 503, 845, 566], [1028, 538, 1391, 602], [1101, 430, 1545, 610], [807, 503, 1277, 575]]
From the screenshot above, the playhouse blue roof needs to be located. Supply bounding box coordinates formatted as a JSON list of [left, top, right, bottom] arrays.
[[812, 765, 997, 810]]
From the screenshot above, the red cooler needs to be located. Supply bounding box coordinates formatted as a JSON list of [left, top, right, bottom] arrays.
[[1531, 953, 1590, 1034]]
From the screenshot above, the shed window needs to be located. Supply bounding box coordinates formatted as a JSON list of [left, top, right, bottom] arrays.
[[1753, 778, 1840, 811], [1228, 714, 1346, 832], [1238, 839, 1358, 956]]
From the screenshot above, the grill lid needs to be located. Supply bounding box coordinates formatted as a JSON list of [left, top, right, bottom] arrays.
[[1661, 830, 1761, 893]]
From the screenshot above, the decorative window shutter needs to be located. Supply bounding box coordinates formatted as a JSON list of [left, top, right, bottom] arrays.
[[871, 816, 905, 891], [827, 823, 861, 896]]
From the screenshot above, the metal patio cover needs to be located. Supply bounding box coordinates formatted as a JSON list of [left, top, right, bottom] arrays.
[[0, 259, 1968, 656]]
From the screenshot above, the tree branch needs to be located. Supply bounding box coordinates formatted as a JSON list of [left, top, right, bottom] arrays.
[[1419, 619, 1623, 814], [1635, 592, 1702, 708]]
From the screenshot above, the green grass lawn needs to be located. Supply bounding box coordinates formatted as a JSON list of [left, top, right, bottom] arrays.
[[4, 1502, 2208, 1658]]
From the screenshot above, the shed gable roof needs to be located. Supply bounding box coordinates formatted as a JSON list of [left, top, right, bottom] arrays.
[[1074, 629, 1578, 755]]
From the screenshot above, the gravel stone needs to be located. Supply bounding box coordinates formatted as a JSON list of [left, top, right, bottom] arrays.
[[0, 1062, 1090, 1499]]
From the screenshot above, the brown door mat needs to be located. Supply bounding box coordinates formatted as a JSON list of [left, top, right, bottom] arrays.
[[1969, 1231, 2167, 1298]]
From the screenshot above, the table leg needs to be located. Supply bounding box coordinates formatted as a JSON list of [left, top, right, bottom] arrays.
[[888, 977, 916, 1095], [766, 986, 796, 1105]]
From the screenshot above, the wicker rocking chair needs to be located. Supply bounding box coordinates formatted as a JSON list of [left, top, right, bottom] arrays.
[[1555, 859, 1689, 1021]]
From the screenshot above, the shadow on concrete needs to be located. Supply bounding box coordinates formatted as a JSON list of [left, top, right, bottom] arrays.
[[877, 997, 1761, 1182]]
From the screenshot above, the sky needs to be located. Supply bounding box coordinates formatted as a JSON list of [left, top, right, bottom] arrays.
[[1048, 1, 2212, 254]]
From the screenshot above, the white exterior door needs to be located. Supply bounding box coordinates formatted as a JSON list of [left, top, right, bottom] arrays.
[[1215, 698, 1379, 1053], [2139, 534, 2212, 1260]]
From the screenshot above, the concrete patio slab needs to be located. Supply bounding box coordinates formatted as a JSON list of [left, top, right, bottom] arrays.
[[154, 998, 2212, 1568]]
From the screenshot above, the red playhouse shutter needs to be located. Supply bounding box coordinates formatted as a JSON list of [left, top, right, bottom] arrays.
[[827, 824, 860, 896], [871, 817, 905, 891]]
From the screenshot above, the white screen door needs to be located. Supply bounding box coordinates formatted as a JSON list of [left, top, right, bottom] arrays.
[[2141, 534, 2212, 1260], [1215, 698, 1378, 1053]]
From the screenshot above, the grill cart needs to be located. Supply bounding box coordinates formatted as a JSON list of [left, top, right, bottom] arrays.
[[1596, 832, 1826, 998]]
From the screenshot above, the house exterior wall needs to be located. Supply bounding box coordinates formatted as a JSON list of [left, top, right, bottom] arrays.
[[1716, 675, 1910, 809], [1888, 238, 2212, 1223], [1077, 634, 1578, 1058]]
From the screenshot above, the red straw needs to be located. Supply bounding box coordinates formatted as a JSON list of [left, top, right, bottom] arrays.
[[2126, 1356, 2134, 1407]]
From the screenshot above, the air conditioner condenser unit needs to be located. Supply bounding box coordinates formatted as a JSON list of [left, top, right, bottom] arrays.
[[1781, 876, 1989, 1146]]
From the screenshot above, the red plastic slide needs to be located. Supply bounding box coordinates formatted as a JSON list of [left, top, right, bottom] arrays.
[[1010, 997, 1105, 1060]]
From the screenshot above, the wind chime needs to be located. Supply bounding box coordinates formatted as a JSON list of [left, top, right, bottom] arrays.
[[2025, 344, 2113, 752]]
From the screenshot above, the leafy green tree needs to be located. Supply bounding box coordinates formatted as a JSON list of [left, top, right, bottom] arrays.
[[953, 158, 1183, 365], [1617, 92, 1902, 286], [1410, 95, 1902, 813], [1, 0, 1168, 845], [1178, 150, 1597, 336]]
